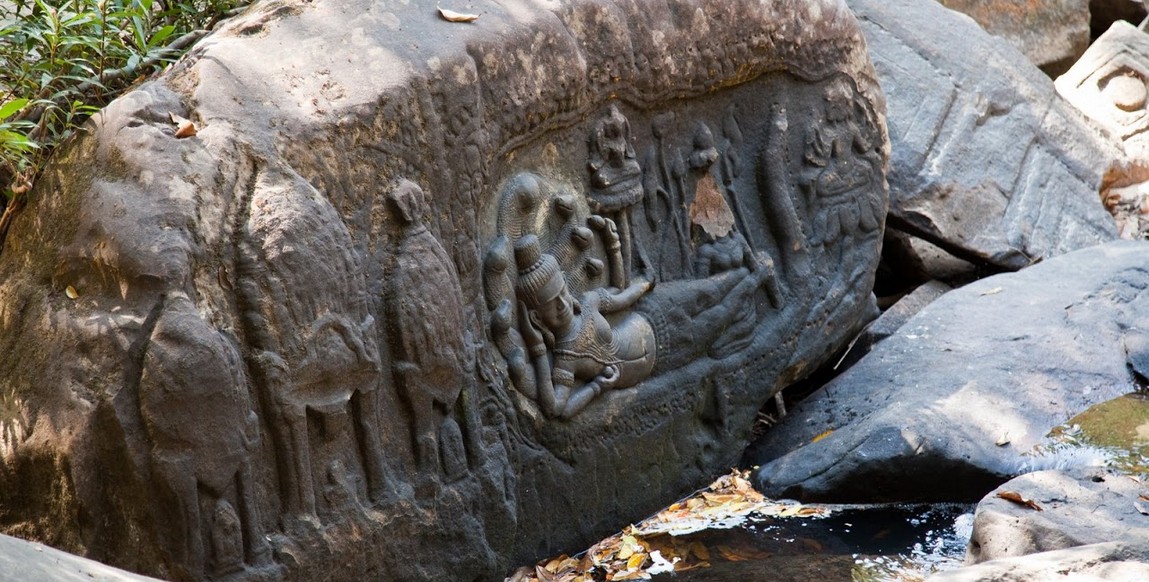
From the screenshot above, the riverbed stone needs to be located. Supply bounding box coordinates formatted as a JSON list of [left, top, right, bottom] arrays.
[[848, 0, 1120, 270], [964, 469, 1149, 563], [935, 0, 1090, 76], [0, 0, 887, 580], [928, 541, 1149, 582], [749, 240, 1149, 503], [0, 533, 166, 582]]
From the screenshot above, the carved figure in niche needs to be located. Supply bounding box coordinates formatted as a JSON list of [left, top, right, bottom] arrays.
[[138, 293, 270, 579], [641, 113, 691, 280], [386, 179, 479, 476], [236, 170, 391, 520], [799, 77, 885, 246], [589, 104, 647, 284], [515, 233, 656, 419], [484, 169, 793, 417]]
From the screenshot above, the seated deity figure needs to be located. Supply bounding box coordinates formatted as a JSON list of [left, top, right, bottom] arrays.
[[514, 234, 656, 419]]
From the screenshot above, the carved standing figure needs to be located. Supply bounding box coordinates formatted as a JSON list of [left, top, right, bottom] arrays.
[[515, 234, 656, 419], [138, 293, 270, 579], [237, 169, 390, 520], [589, 104, 647, 284], [386, 179, 475, 475]]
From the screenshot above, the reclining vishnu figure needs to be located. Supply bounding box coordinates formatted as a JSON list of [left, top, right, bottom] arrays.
[[514, 233, 656, 419]]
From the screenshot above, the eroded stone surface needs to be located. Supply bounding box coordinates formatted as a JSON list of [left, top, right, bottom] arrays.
[[750, 241, 1149, 503], [0, 534, 166, 582], [1057, 21, 1149, 240], [928, 542, 1149, 582], [0, 0, 886, 580], [965, 469, 1149, 563], [936, 0, 1090, 75], [849, 0, 1119, 270]]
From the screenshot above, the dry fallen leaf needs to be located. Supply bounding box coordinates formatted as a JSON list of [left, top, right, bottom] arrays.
[[1135, 500, 1149, 516], [811, 429, 834, 444], [689, 174, 735, 239], [439, 7, 479, 22], [169, 112, 197, 138], [65, 285, 79, 300], [995, 433, 1010, 447], [980, 287, 1003, 296], [996, 490, 1043, 511]]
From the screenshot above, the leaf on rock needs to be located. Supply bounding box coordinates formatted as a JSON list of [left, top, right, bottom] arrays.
[[168, 112, 197, 138], [980, 287, 1003, 296], [1135, 500, 1149, 516], [811, 429, 834, 443], [65, 285, 79, 299], [689, 174, 735, 238], [996, 490, 1043, 511], [439, 7, 479, 22]]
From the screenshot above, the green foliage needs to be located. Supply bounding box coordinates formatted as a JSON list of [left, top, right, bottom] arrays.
[[0, 0, 241, 202]]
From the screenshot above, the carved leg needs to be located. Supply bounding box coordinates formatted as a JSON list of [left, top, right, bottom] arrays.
[[350, 388, 391, 503], [236, 462, 271, 565], [153, 457, 204, 578], [284, 404, 316, 517]]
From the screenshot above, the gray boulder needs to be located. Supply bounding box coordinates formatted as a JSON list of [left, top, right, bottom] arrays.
[[0, 0, 887, 580], [750, 240, 1149, 502], [928, 542, 1149, 582], [965, 469, 1149, 562], [849, 0, 1120, 270], [0, 534, 165, 582], [936, 0, 1090, 75]]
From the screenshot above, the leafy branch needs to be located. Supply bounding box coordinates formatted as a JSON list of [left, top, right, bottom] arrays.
[[0, 0, 244, 247]]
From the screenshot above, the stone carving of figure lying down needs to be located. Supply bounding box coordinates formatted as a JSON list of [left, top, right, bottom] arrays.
[[515, 234, 657, 419]]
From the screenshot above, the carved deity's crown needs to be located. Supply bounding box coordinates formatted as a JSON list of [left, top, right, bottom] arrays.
[[514, 235, 564, 308]]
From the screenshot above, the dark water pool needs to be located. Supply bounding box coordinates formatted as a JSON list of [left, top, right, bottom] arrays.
[[648, 503, 973, 581]]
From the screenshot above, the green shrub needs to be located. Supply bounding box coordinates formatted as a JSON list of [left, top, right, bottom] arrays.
[[0, 0, 242, 223]]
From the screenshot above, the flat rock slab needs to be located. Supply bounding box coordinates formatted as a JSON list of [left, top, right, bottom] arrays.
[[0, 534, 164, 582], [849, 0, 1119, 270], [0, 0, 886, 580], [928, 541, 1149, 582], [750, 240, 1149, 502], [965, 469, 1149, 563]]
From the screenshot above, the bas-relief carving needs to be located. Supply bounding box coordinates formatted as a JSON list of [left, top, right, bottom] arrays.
[[384, 179, 482, 480], [138, 293, 271, 579], [484, 80, 884, 422], [235, 170, 391, 520]]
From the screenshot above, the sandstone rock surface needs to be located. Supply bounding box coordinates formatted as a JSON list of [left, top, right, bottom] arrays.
[[0, 0, 887, 580], [750, 241, 1149, 502], [849, 0, 1119, 270], [936, 0, 1090, 75]]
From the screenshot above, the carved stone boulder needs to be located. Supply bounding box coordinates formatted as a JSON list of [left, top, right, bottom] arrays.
[[0, 0, 887, 580], [1056, 21, 1149, 240]]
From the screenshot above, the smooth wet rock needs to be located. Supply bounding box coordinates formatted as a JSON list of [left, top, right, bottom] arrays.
[[750, 241, 1149, 503], [964, 469, 1149, 563], [0, 0, 887, 579], [0, 534, 164, 582], [928, 541, 1149, 582], [935, 0, 1090, 76], [849, 0, 1120, 270], [1057, 21, 1149, 240]]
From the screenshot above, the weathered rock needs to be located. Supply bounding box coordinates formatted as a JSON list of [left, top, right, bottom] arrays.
[[848, 0, 1120, 270], [1056, 21, 1149, 240], [0, 533, 165, 582], [928, 541, 1149, 582], [935, 0, 1090, 76], [964, 469, 1149, 563], [0, 0, 887, 580], [749, 240, 1149, 502]]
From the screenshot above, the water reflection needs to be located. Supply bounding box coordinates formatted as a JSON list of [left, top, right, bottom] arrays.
[[649, 503, 973, 581]]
